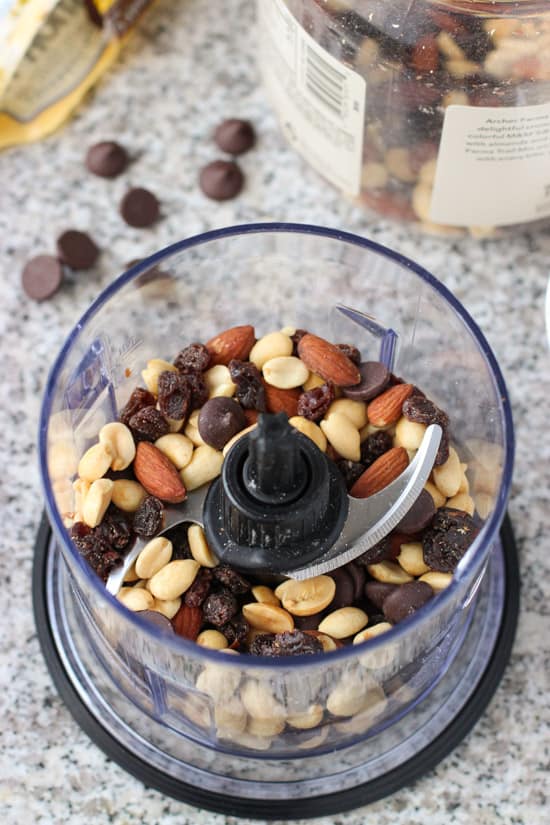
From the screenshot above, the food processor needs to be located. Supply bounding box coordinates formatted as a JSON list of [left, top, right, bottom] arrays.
[[34, 223, 518, 818]]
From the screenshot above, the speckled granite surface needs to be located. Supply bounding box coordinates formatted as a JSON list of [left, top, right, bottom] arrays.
[[1, 0, 549, 822]]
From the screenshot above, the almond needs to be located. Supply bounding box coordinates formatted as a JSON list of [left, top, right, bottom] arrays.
[[172, 604, 202, 640], [205, 324, 255, 366], [264, 381, 300, 417], [350, 447, 409, 498], [133, 441, 187, 503], [367, 383, 414, 427], [297, 334, 361, 387], [244, 408, 259, 426]]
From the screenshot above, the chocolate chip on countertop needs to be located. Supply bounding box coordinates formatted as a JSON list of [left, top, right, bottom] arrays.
[[120, 187, 160, 227], [199, 160, 244, 200], [382, 581, 434, 624], [214, 119, 256, 154], [21, 255, 63, 301], [86, 141, 129, 177], [56, 230, 99, 270], [343, 361, 390, 401], [395, 488, 436, 534]]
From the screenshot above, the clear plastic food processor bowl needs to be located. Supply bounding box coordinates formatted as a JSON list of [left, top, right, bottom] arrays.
[[39, 224, 513, 786]]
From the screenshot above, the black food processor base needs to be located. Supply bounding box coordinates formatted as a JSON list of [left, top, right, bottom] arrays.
[[33, 514, 519, 820]]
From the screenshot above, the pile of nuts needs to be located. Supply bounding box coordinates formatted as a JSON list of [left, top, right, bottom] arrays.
[[65, 323, 480, 658]]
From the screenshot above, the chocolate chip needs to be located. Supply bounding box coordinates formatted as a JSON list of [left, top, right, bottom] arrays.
[[56, 230, 99, 270], [382, 581, 434, 624], [120, 187, 160, 227], [328, 567, 355, 609], [21, 255, 63, 301], [343, 361, 390, 401], [86, 141, 128, 177], [345, 561, 366, 601], [395, 488, 436, 534], [199, 160, 244, 200], [364, 581, 397, 610], [198, 397, 247, 450], [137, 610, 174, 633], [214, 119, 256, 155]]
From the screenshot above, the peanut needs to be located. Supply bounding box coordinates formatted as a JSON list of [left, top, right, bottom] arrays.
[[240, 679, 286, 723], [262, 356, 309, 389], [214, 697, 247, 736], [49, 440, 79, 480], [424, 480, 446, 508], [397, 542, 430, 577], [154, 433, 194, 470], [436, 30, 465, 60], [251, 585, 280, 606], [242, 603, 294, 633], [148, 559, 200, 600], [184, 409, 205, 447], [82, 478, 113, 527], [151, 596, 181, 619], [180, 445, 223, 490], [117, 586, 154, 612], [366, 560, 413, 585], [197, 629, 228, 650], [303, 372, 325, 390], [99, 422, 135, 471], [419, 571, 453, 592], [475, 491, 493, 520], [320, 412, 360, 461], [327, 670, 375, 717], [327, 398, 367, 429], [123, 562, 140, 583], [135, 536, 173, 579], [458, 463, 470, 494], [204, 364, 237, 399], [362, 162, 388, 190], [353, 622, 393, 644], [433, 447, 462, 498], [446, 492, 475, 517], [247, 716, 285, 737], [276, 575, 335, 616], [394, 417, 426, 450], [111, 479, 146, 512], [141, 358, 177, 395], [385, 147, 417, 183], [288, 416, 327, 452], [286, 704, 324, 730], [318, 607, 368, 639], [77, 442, 113, 482], [249, 331, 293, 369], [188, 524, 218, 568]]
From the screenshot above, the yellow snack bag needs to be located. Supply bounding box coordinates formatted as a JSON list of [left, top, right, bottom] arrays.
[[0, 0, 155, 149]]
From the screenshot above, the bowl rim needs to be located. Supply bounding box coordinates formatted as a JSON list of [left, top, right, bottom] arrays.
[[38, 222, 515, 669]]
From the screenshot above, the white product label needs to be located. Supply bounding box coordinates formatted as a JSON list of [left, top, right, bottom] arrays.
[[257, 0, 366, 196], [430, 103, 550, 227]]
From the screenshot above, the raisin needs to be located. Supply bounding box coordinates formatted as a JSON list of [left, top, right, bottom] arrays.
[[173, 343, 211, 374], [228, 359, 266, 411], [250, 630, 323, 657], [157, 371, 192, 421], [356, 535, 394, 566], [290, 329, 308, 356], [221, 614, 250, 648], [70, 523, 122, 581], [422, 507, 479, 572], [97, 506, 134, 551], [128, 406, 169, 442], [336, 343, 361, 365], [336, 459, 366, 491], [360, 430, 393, 466], [402, 395, 450, 466], [183, 371, 209, 410], [184, 568, 212, 607], [119, 387, 156, 426], [202, 590, 238, 627], [133, 495, 164, 537], [212, 564, 250, 595], [297, 383, 335, 422]]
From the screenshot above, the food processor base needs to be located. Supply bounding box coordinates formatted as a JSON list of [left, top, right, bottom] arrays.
[[33, 514, 519, 820]]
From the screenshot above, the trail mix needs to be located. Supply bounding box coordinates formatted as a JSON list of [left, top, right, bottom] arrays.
[[66, 323, 480, 656], [276, 1, 550, 236]]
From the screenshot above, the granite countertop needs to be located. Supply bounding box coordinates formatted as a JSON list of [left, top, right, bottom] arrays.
[[1, 0, 549, 822]]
